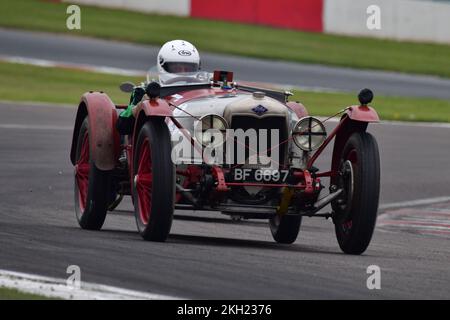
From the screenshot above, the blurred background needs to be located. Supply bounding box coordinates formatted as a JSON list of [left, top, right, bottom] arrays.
[[0, 0, 449, 300], [68, 0, 450, 44], [1, 0, 450, 121]]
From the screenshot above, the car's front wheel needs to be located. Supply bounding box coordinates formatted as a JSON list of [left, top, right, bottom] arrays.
[[133, 118, 175, 241], [332, 131, 380, 255]]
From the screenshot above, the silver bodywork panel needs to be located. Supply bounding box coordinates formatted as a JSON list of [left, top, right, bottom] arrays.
[[168, 91, 309, 168]]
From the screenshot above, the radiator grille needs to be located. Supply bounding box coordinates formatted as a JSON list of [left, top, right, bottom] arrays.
[[228, 116, 288, 166]]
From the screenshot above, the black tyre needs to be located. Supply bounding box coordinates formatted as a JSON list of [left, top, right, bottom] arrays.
[[269, 214, 302, 244], [332, 131, 380, 255], [74, 117, 113, 230], [133, 118, 175, 241]]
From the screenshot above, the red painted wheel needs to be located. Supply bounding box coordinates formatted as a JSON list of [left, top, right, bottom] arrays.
[[74, 117, 112, 230], [75, 131, 89, 213], [332, 131, 380, 255], [133, 119, 175, 241], [136, 138, 152, 225]]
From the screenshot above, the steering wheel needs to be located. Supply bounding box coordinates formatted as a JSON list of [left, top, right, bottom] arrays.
[[163, 76, 206, 85]]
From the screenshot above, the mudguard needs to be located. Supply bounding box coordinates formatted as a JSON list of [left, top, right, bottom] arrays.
[[70, 92, 120, 171], [128, 98, 175, 187], [330, 107, 378, 180], [346, 105, 379, 122], [131, 98, 174, 141], [139, 98, 174, 117], [330, 105, 379, 172], [286, 101, 308, 118]]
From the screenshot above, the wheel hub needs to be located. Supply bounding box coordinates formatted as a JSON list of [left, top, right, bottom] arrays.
[[335, 160, 354, 220]]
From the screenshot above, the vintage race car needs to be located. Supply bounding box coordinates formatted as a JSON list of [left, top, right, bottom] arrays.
[[70, 70, 380, 255]]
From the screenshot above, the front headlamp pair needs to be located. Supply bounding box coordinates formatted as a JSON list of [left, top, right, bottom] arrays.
[[194, 114, 327, 152]]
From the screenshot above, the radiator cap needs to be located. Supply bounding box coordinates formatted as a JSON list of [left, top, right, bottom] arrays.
[[253, 91, 265, 99]]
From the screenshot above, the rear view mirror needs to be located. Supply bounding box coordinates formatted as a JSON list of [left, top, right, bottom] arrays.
[[119, 81, 135, 93]]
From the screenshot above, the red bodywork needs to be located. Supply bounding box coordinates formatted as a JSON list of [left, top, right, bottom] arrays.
[[137, 98, 174, 117], [70, 88, 379, 208], [346, 105, 379, 122]]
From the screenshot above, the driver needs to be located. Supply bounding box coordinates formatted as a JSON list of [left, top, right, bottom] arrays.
[[157, 39, 201, 85], [116, 39, 201, 135]]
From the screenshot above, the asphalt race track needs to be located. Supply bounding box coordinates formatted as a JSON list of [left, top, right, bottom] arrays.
[[0, 27, 449, 299], [0, 101, 449, 299], [2, 28, 450, 99]]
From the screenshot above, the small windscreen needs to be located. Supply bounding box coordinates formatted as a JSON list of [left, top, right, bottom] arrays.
[[162, 62, 199, 74]]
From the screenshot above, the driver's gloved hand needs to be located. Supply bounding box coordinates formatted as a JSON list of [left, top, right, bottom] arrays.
[[129, 87, 145, 106], [117, 87, 145, 135]]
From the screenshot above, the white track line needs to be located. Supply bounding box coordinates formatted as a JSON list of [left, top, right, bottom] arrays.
[[2, 55, 339, 94], [0, 100, 75, 109], [0, 55, 145, 77], [1, 55, 450, 129], [317, 117, 450, 128], [0, 124, 72, 130], [377, 120, 450, 129], [378, 198, 450, 238], [0, 269, 182, 300], [377, 222, 450, 231], [379, 196, 450, 211]]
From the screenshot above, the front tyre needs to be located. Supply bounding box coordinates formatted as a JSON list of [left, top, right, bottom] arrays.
[[74, 117, 113, 230], [332, 131, 380, 255], [133, 119, 175, 241], [269, 214, 302, 244]]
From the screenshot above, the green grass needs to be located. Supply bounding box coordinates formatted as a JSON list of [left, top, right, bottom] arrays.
[[1, 0, 450, 78], [0, 287, 53, 300], [0, 61, 141, 105], [291, 90, 450, 123], [0, 61, 449, 122]]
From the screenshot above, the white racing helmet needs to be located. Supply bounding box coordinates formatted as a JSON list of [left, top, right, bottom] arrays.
[[157, 40, 201, 85]]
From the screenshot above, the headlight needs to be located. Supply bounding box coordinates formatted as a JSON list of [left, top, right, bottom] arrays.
[[292, 117, 327, 151], [194, 114, 228, 147]]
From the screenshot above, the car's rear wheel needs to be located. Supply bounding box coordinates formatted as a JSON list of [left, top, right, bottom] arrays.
[[269, 214, 302, 244], [332, 131, 380, 255], [133, 119, 175, 241], [74, 117, 113, 230]]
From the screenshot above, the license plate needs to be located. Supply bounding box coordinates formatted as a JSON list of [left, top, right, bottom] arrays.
[[232, 168, 289, 183]]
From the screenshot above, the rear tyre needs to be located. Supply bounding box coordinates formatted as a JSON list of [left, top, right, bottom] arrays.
[[74, 117, 113, 230], [133, 119, 175, 241], [332, 131, 380, 255], [269, 214, 302, 244]]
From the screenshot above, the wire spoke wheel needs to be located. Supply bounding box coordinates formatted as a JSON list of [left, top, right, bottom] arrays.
[[73, 117, 113, 230], [133, 119, 175, 241], [75, 132, 90, 213], [135, 138, 153, 225]]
